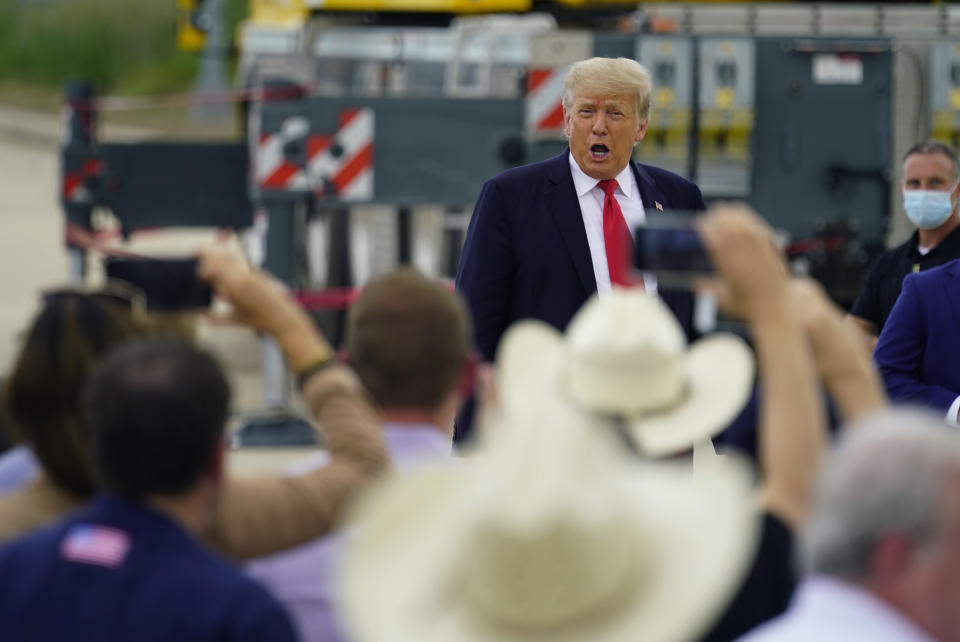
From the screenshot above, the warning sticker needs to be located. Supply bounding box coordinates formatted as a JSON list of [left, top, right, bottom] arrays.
[[812, 54, 863, 85]]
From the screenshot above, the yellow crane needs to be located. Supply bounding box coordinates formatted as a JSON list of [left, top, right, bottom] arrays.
[[250, 0, 638, 25], [243, 0, 780, 28]]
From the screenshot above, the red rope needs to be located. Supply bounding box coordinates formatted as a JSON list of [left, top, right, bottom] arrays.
[[293, 287, 362, 311]]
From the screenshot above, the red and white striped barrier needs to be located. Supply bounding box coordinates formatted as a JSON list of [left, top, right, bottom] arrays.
[[526, 66, 568, 135], [256, 116, 311, 191], [256, 108, 375, 201], [62, 158, 104, 204], [308, 108, 374, 201]]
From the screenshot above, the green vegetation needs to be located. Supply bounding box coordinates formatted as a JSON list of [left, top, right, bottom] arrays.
[[0, 0, 248, 99]]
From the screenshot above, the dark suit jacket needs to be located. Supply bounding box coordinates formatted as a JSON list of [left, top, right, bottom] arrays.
[[456, 150, 707, 363], [875, 258, 960, 413]]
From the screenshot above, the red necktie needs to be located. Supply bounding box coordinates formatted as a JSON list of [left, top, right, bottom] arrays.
[[598, 179, 634, 287]]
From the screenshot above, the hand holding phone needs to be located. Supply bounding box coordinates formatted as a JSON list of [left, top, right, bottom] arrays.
[[633, 214, 713, 289]]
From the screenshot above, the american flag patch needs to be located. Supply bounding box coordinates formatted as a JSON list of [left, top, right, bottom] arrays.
[[60, 525, 131, 569]]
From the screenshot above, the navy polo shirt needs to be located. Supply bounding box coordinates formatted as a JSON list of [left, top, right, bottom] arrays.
[[0, 495, 297, 642], [850, 224, 960, 333]]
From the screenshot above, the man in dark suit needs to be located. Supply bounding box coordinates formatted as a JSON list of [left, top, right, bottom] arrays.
[[874, 258, 960, 424], [456, 57, 706, 370]]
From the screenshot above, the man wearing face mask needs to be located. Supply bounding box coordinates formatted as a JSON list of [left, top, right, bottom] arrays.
[[874, 143, 960, 422], [848, 141, 960, 351]]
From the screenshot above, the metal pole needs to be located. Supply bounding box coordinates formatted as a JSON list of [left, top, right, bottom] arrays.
[[191, 0, 231, 122], [62, 81, 98, 284]]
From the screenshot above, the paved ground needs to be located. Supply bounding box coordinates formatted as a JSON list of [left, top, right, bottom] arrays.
[[0, 110, 71, 373], [0, 104, 315, 474]]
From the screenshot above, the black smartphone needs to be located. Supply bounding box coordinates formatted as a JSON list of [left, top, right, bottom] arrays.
[[633, 215, 713, 288], [103, 257, 212, 311]]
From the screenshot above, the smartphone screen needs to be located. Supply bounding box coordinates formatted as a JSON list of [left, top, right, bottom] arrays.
[[104, 257, 212, 311], [633, 215, 713, 288]]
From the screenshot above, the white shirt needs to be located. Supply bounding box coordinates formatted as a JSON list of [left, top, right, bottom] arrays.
[[947, 397, 960, 427], [568, 153, 655, 294], [247, 423, 453, 642], [0, 445, 39, 495], [281, 422, 452, 475], [738, 575, 936, 642]]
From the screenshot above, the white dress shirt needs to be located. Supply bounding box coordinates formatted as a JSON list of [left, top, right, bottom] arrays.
[[568, 153, 655, 294], [738, 575, 936, 642]]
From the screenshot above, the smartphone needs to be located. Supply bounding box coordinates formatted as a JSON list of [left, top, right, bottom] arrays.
[[104, 257, 212, 310], [633, 214, 713, 289]]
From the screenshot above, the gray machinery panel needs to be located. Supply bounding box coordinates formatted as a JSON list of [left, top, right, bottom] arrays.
[[697, 38, 755, 197], [592, 34, 635, 60], [929, 41, 957, 116], [635, 36, 694, 179], [259, 96, 525, 205], [750, 38, 892, 251], [526, 139, 568, 163], [929, 41, 960, 148], [101, 143, 253, 233], [699, 40, 753, 128]]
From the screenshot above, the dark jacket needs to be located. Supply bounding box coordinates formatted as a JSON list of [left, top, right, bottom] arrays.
[[456, 150, 707, 363], [0, 495, 297, 642], [875, 258, 960, 412]]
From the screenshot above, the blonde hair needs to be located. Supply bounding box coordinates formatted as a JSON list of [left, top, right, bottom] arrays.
[[562, 57, 652, 123]]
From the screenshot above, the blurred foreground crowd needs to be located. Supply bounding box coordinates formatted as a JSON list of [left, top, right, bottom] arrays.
[[2, 56, 960, 642], [0, 205, 954, 642]]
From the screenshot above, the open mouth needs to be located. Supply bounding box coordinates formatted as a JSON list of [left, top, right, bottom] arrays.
[[589, 145, 610, 161]]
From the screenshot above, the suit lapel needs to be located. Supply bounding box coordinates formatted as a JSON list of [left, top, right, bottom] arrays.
[[546, 152, 597, 295], [631, 160, 668, 217]]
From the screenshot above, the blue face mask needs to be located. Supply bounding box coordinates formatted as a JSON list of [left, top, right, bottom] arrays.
[[903, 185, 958, 229]]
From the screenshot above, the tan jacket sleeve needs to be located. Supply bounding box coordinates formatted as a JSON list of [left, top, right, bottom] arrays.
[[203, 366, 388, 560]]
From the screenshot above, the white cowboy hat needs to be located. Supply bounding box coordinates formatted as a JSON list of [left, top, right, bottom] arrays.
[[337, 391, 758, 642], [496, 290, 754, 457]]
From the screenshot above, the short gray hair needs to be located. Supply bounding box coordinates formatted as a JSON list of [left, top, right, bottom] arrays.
[[562, 57, 652, 123], [802, 408, 960, 580], [903, 140, 960, 181]]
